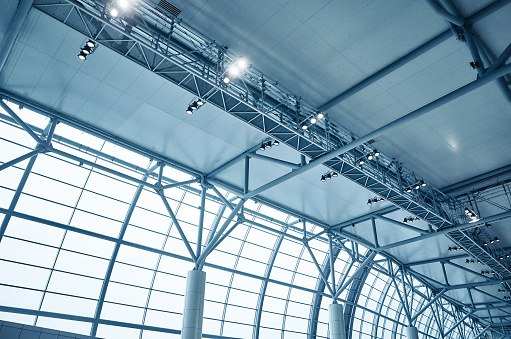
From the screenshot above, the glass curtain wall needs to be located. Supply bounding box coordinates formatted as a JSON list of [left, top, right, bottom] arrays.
[[0, 102, 483, 338]]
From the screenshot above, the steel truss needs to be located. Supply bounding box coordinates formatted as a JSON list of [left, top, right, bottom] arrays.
[[0, 96, 493, 338], [30, 0, 459, 229]]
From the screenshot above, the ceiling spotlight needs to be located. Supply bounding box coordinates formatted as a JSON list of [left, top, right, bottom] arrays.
[[499, 255, 504, 260], [110, 7, 119, 17], [78, 51, 87, 60], [415, 183, 420, 190], [236, 58, 248, 70], [273, 140, 279, 146], [86, 40, 96, 48], [82, 46, 92, 55], [223, 76, 231, 84], [321, 175, 326, 182], [477, 259, 481, 263], [380, 197, 385, 202], [374, 150, 380, 157], [448, 246, 452, 251], [266, 141, 272, 149], [302, 125, 308, 130], [186, 106, 193, 115], [464, 207, 470, 214], [372, 198, 378, 204], [260, 143, 266, 151], [405, 187, 412, 193], [316, 112, 324, 120], [326, 173, 332, 180], [332, 172, 338, 177], [415, 216, 420, 220], [227, 65, 241, 77], [482, 241, 488, 246], [310, 117, 317, 124], [190, 102, 199, 110], [459, 246, 463, 250], [368, 199, 372, 205], [490, 239, 495, 244], [359, 158, 365, 165], [495, 237, 500, 242], [420, 180, 426, 187], [507, 253, 510, 258], [197, 98, 204, 106], [367, 154, 373, 161]]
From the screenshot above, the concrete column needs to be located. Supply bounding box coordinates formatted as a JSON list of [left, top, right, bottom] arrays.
[[406, 326, 419, 339], [328, 303, 346, 339], [181, 270, 206, 339]]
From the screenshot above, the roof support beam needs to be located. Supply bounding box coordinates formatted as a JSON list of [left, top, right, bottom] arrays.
[[411, 289, 447, 323], [0, 0, 34, 73], [373, 214, 429, 235], [333, 251, 376, 299], [0, 148, 42, 172], [318, 0, 511, 111], [0, 100, 44, 145], [423, 0, 465, 26], [444, 311, 473, 337]]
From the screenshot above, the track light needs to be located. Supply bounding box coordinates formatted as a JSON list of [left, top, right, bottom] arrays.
[[482, 241, 488, 246], [78, 40, 97, 60], [273, 140, 279, 146], [86, 40, 96, 48], [499, 255, 504, 260], [310, 117, 317, 124], [359, 158, 365, 165], [197, 98, 204, 106], [302, 124, 308, 130], [110, 7, 119, 17], [186, 98, 205, 115], [415, 183, 420, 190], [367, 154, 373, 161], [326, 173, 332, 180], [265, 141, 272, 149], [332, 172, 338, 177], [223, 76, 231, 84], [420, 180, 426, 187], [368, 199, 372, 205], [495, 237, 500, 242], [374, 149, 380, 157], [380, 197, 385, 202], [405, 187, 412, 193], [316, 112, 324, 120], [321, 175, 326, 182], [186, 106, 193, 115], [190, 102, 198, 110]]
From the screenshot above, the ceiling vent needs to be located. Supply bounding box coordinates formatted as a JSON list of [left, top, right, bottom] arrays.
[[156, 0, 181, 18]]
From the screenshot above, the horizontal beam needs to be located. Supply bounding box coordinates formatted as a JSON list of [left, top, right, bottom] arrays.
[[373, 214, 429, 234], [247, 152, 300, 169]]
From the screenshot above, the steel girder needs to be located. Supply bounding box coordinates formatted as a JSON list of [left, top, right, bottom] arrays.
[[30, 0, 457, 229]]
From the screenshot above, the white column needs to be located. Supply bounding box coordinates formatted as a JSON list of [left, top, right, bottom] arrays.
[[329, 303, 346, 339], [406, 326, 419, 339], [181, 270, 206, 339]]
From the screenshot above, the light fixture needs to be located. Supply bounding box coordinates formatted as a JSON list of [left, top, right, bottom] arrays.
[[332, 172, 338, 177], [186, 106, 193, 115], [110, 7, 119, 17], [367, 154, 374, 161], [405, 187, 412, 193], [273, 140, 279, 146], [260, 143, 266, 151], [190, 102, 199, 110], [316, 112, 324, 120], [359, 158, 365, 165], [197, 98, 204, 106], [482, 241, 488, 246], [495, 237, 500, 242], [448, 247, 452, 251], [415, 183, 420, 190], [321, 175, 326, 182], [82, 46, 92, 54], [326, 173, 332, 180], [86, 40, 96, 48], [420, 180, 426, 187], [499, 255, 504, 260], [368, 199, 372, 205], [310, 117, 317, 124], [302, 124, 308, 130], [78, 51, 87, 60], [490, 239, 495, 244], [266, 141, 272, 149], [380, 197, 385, 202], [374, 149, 380, 157], [223, 76, 231, 84], [464, 207, 470, 214]]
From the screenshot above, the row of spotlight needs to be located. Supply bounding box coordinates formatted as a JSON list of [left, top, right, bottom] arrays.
[[301, 112, 325, 130], [367, 197, 385, 205], [481, 237, 500, 246], [186, 98, 205, 115], [403, 216, 420, 223], [464, 207, 478, 219], [404, 180, 427, 192], [222, 58, 248, 84], [357, 150, 380, 165], [465, 258, 481, 264], [498, 289, 511, 293], [448, 246, 464, 251], [78, 40, 96, 60], [259, 140, 279, 151], [320, 171, 338, 182]]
